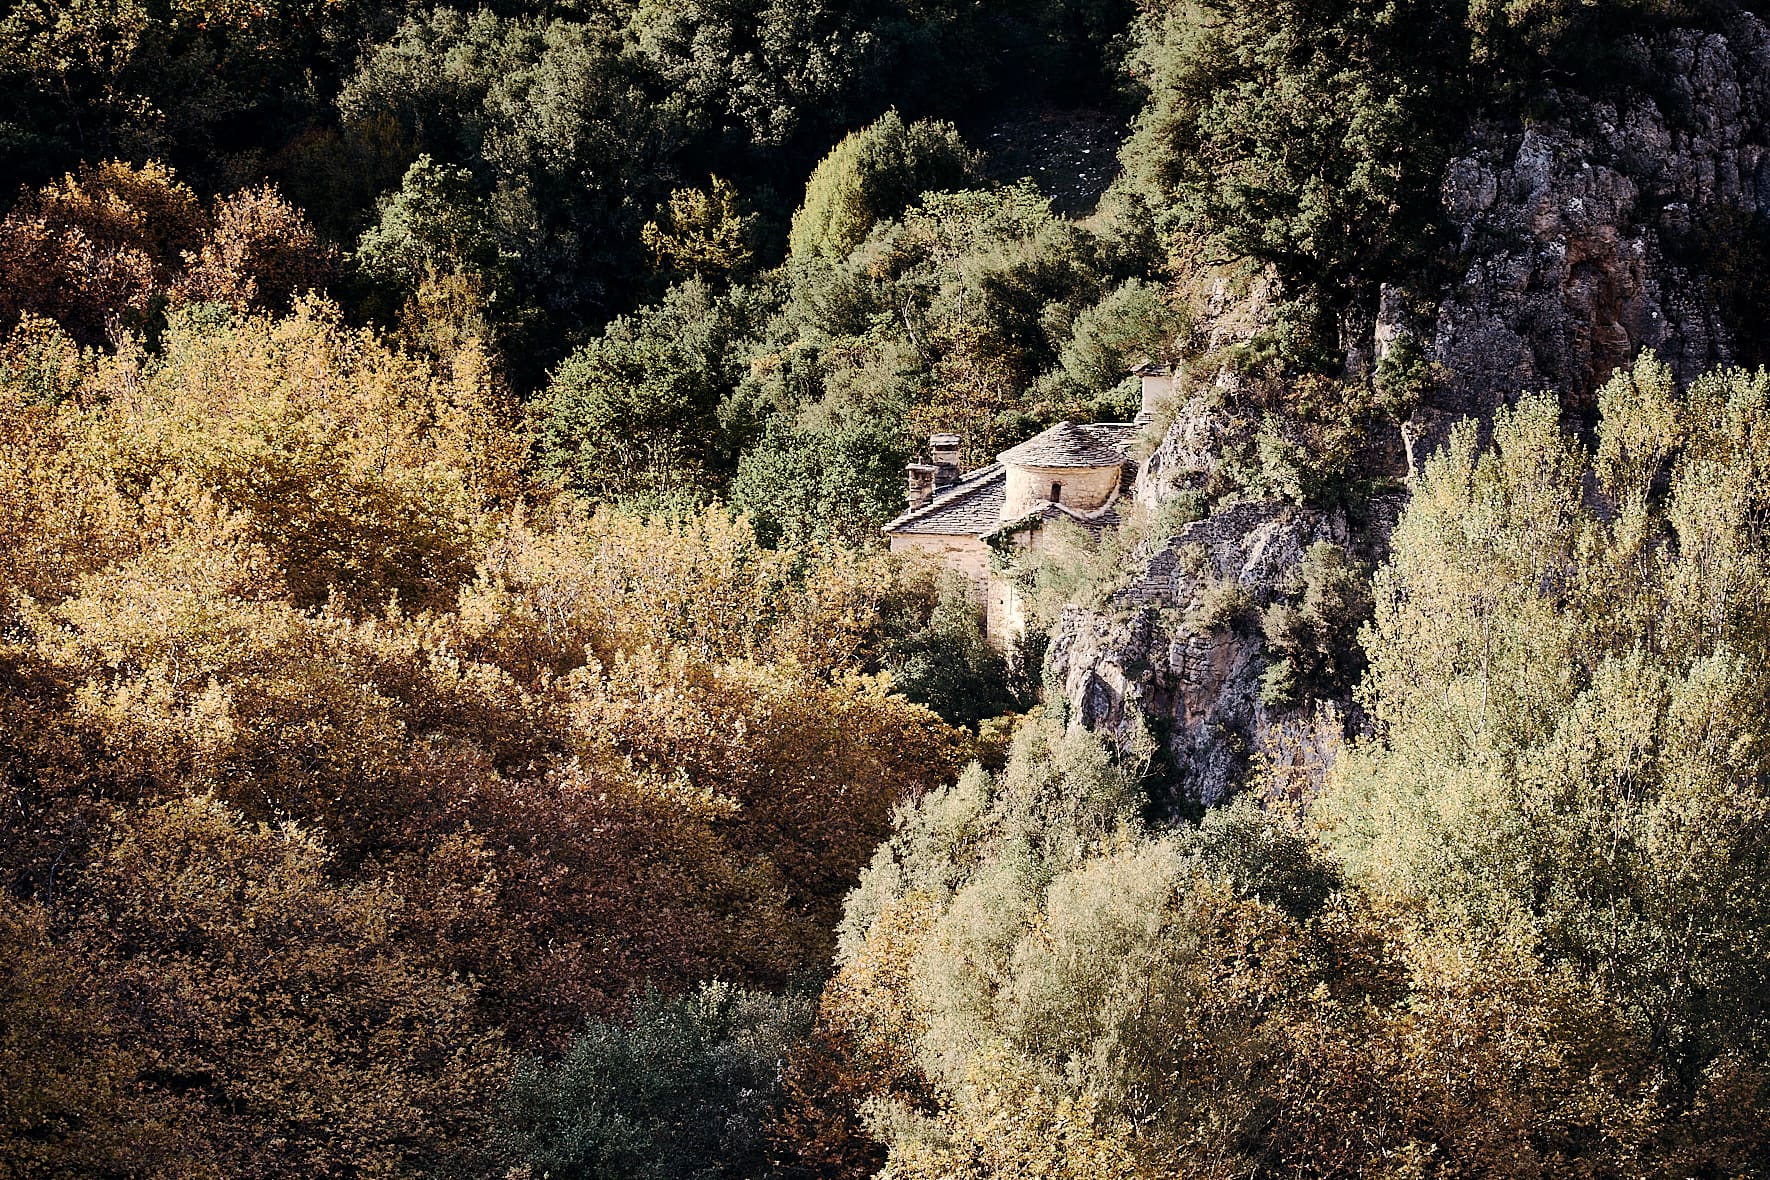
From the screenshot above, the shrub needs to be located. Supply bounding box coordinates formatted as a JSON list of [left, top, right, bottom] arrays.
[[500, 983, 814, 1180]]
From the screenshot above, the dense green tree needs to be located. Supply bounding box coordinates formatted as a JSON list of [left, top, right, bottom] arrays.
[[627, 0, 875, 161], [1052, 275, 1187, 395], [728, 406, 912, 548], [855, 186, 1139, 450], [501, 983, 814, 1180], [881, 576, 1020, 727], [625, 0, 1134, 189], [338, 8, 667, 370], [788, 111, 978, 262], [1120, 0, 1462, 364], [330, 0, 1138, 371], [1322, 355, 1770, 1111], [0, 0, 382, 187], [537, 279, 767, 503], [352, 153, 519, 355], [1257, 541, 1371, 707], [355, 155, 507, 296]]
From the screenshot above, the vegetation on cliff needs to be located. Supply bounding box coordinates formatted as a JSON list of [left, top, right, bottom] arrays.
[[823, 357, 1770, 1178], [4, 0, 1770, 1175]]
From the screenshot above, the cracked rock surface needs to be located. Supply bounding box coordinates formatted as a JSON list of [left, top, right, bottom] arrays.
[[1053, 16, 1770, 809], [1047, 499, 1398, 811], [1418, 14, 1770, 444]]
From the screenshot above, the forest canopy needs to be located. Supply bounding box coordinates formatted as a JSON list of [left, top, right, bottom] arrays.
[[0, 297, 986, 1175], [5, 0, 1770, 1175]]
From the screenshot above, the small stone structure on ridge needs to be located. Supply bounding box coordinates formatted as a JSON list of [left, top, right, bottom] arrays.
[[883, 418, 1142, 648]]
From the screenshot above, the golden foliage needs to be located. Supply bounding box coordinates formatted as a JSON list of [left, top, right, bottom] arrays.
[[169, 184, 337, 312], [457, 500, 923, 680], [65, 796, 510, 1178], [641, 176, 756, 280], [9, 298, 504, 612], [0, 291, 966, 1170], [879, 1048, 1142, 1180]]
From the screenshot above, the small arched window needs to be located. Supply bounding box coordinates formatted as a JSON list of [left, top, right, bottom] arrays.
[[1050, 481, 1063, 503]]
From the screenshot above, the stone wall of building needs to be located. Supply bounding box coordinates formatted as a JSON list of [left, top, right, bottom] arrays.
[[1002, 463, 1122, 518], [887, 532, 1004, 637]]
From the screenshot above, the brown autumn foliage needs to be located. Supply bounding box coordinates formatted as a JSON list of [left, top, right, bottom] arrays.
[[170, 184, 338, 311], [0, 890, 182, 1180], [0, 160, 335, 346], [0, 208, 157, 346], [62, 796, 509, 1179], [574, 654, 965, 955], [0, 296, 966, 1173], [20, 159, 209, 271]]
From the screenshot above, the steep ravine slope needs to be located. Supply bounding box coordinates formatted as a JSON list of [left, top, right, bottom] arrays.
[[1419, 13, 1770, 440], [1052, 12, 1770, 810]]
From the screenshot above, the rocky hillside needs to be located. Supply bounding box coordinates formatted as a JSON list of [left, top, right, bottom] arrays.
[[1419, 11, 1770, 441], [1049, 500, 1374, 810], [1053, 10, 1770, 809]]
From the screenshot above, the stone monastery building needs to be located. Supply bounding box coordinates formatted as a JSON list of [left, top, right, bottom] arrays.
[[882, 362, 1176, 645], [883, 419, 1141, 647], [883, 363, 1173, 647]]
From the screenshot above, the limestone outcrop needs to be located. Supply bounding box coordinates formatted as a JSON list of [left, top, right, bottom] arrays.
[[1047, 498, 1399, 811], [1415, 13, 1770, 443], [1051, 15, 1770, 807]]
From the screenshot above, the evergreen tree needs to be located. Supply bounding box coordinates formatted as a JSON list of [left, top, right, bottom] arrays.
[[788, 111, 978, 262]]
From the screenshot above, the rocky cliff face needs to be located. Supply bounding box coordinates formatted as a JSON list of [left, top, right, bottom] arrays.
[[1414, 12, 1770, 443], [1055, 14, 1770, 806], [1047, 498, 1398, 812]]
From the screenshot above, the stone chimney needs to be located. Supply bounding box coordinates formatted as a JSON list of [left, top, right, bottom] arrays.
[[905, 463, 938, 511], [1132, 361, 1172, 425], [929, 433, 962, 488]]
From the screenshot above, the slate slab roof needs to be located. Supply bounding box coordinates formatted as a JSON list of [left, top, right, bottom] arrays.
[[996, 421, 1137, 468], [991, 498, 1125, 538], [883, 464, 1007, 535], [884, 420, 1140, 537]]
